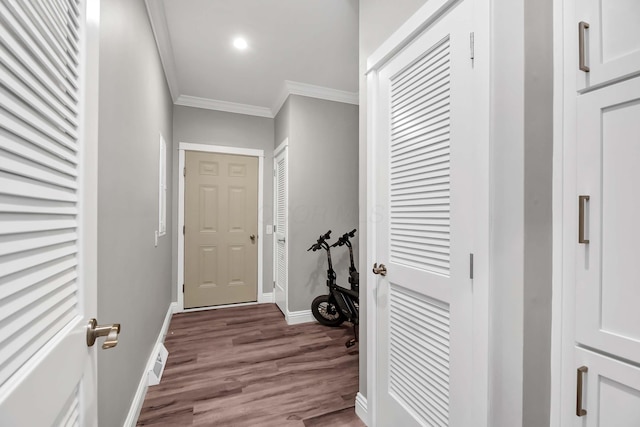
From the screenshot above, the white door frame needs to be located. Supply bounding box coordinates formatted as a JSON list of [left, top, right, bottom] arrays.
[[273, 139, 289, 314], [177, 142, 265, 312], [363, 0, 490, 425]]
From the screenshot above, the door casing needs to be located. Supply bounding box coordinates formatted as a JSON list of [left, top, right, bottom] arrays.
[[177, 142, 266, 312]]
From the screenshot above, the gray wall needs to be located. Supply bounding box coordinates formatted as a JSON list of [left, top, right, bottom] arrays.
[[523, 0, 553, 424], [358, 0, 428, 399], [274, 97, 291, 148], [275, 95, 359, 313], [97, 0, 174, 426], [172, 105, 275, 298]]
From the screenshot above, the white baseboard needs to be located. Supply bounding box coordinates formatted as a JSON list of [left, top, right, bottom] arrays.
[[285, 309, 315, 325], [355, 392, 369, 425], [124, 302, 177, 427], [258, 291, 274, 303]]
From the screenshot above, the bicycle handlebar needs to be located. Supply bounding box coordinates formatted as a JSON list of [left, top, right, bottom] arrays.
[[330, 229, 357, 247], [307, 230, 332, 251]]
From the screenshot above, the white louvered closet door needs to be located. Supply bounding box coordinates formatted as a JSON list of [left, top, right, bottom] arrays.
[[373, 1, 475, 426], [274, 142, 288, 315], [0, 0, 99, 426]]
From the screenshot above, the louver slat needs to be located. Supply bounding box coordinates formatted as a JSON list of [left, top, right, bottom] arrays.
[[390, 37, 451, 276], [56, 389, 80, 427], [276, 155, 286, 286], [389, 284, 451, 427], [0, 0, 81, 389]]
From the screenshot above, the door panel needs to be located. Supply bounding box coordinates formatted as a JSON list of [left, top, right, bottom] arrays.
[[185, 152, 258, 308], [199, 186, 218, 231], [0, 0, 98, 424], [577, 0, 640, 89], [575, 347, 640, 426], [374, 2, 475, 425], [274, 145, 288, 315], [576, 77, 640, 364]]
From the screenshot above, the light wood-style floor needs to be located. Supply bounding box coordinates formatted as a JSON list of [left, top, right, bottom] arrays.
[[136, 303, 364, 426]]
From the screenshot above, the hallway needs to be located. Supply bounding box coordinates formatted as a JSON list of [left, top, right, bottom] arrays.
[[136, 304, 363, 426]]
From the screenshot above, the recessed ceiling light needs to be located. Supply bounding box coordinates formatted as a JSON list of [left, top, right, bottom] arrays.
[[233, 37, 248, 50]]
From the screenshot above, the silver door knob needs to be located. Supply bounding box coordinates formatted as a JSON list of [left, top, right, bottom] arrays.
[[372, 263, 387, 276], [87, 318, 121, 349]]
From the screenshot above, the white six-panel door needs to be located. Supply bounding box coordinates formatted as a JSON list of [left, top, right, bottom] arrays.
[[372, 1, 476, 425], [0, 0, 100, 425]]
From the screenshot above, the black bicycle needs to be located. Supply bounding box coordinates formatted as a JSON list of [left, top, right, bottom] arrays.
[[308, 230, 359, 347]]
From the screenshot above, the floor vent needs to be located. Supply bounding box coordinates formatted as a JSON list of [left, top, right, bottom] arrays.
[[148, 344, 169, 386]]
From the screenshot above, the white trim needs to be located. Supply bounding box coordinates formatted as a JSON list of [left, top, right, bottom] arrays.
[[180, 301, 268, 314], [272, 80, 359, 116], [177, 143, 264, 312], [549, 0, 565, 425], [173, 82, 359, 120], [144, 0, 180, 102], [178, 142, 263, 157], [365, 69, 379, 427], [258, 292, 274, 304], [124, 302, 177, 427], [285, 310, 315, 325], [366, 0, 460, 73], [355, 392, 369, 426], [175, 95, 273, 118], [274, 138, 288, 157]]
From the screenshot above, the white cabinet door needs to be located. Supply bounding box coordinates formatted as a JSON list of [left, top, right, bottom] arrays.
[[576, 0, 640, 90], [575, 76, 640, 365], [274, 142, 288, 315], [575, 348, 640, 426], [372, 1, 476, 425], [0, 0, 100, 425]]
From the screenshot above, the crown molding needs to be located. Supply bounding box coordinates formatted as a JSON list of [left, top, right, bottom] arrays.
[[175, 95, 274, 118], [272, 80, 359, 116], [145, 0, 180, 102]]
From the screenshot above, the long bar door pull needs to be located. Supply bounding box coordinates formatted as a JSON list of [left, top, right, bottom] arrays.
[[576, 366, 588, 417], [579, 195, 590, 244], [579, 21, 590, 72]]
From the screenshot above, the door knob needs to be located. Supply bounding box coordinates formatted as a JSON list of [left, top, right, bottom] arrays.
[[372, 263, 387, 276], [87, 319, 121, 349], [250, 234, 256, 242]]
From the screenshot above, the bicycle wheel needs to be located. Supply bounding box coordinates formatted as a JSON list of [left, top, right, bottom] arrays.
[[311, 295, 345, 327]]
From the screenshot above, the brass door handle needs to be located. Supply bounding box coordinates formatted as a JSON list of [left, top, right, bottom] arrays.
[[87, 318, 121, 349], [372, 263, 387, 276]]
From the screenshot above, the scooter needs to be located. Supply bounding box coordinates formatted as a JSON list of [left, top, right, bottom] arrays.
[[308, 230, 359, 348]]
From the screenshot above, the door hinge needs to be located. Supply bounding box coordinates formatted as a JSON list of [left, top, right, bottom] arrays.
[[273, 225, 277, 233], [183, 225, 185, 235], [470, 32, 475, 60], [469, 253, 474, 279], [183, 167, 186, 177], [182, 284, 185, 293], [273, 169, 276, 177]]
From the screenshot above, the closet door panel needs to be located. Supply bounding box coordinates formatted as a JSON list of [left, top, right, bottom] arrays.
[[575, 347, 640, 427], [575, 76, 640, 365], [577, 0, 640, 90]]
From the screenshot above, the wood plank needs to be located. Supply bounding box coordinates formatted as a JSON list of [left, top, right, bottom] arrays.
[[137, 304, 364, 427]]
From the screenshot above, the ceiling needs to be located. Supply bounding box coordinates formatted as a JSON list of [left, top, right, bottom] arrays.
[[145, 0, 359, 118]]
